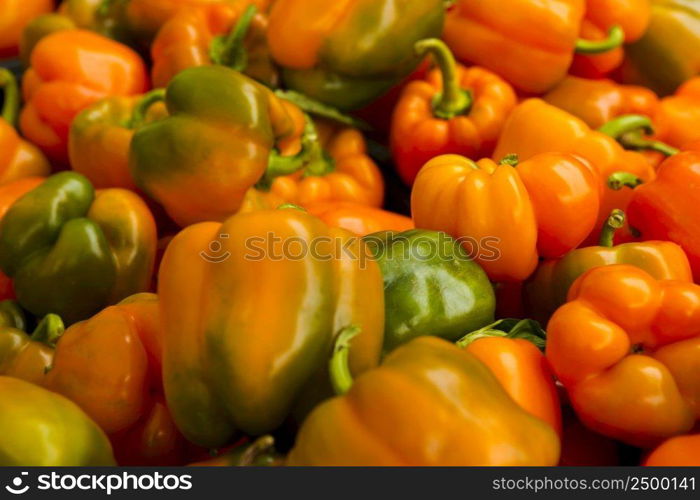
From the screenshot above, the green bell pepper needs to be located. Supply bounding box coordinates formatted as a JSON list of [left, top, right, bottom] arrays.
[[0, 376, 115, 466], [0, 172, 156, 324], [364, 229, 496, 351]]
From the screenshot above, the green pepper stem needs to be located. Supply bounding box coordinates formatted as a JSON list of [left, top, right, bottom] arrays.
[[0, 69, 20, 126], [415, 38, 472, 119], [607, 171, 644, 191], [599, 209, 625, 247], [0, 300, 26, 330], [257, 116, 333, 190], [129, 88, 166, 129], [30, 313, 65, 347], [456, 319, 546, 350], [500, 154, 519, 167], [599, 114, 677, 156], [210, 4, 258, 70], [329, 325, 360, 396], [236, 436, 275, 466], [599, 114, 654, 138], [575, 25, 625, 54]]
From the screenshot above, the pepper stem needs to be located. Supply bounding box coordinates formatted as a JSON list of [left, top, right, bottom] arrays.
[[598, 209, 625, 247], [415, 38, 472, 120], [500, 154, 519, 167], [456, 319, 546, 351], [0, 69, 20, 126], [607, 171, 643, 191], [30, 313, 65, 347], [575, 25, 625, 54], [209, 4, 257, 70], [236, 436, 275, 466], [598, 114, 678, 156], [329, 325, 360, 396], [257, 116, 333, 190], [129, 88, 166, 129]]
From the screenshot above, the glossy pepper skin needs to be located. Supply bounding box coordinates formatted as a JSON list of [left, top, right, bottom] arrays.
[[365, 230, 495, 352], [458, 320, 562, 436], [628, 151, 700, 282], [570, 0, 651, 78], [19, 13, 78, 64], [0, 69, 50, 185], [494, 99, 656, 245], [620, 0, 700, 96], [151, 1, 276, 88], [130, 65, 304, 226], [547, 265, 700, 446], [0, 0, 53, 58], [0, 301, 64, 386], [306, 202, 414, 236], [267, 0, 445, 111], [411, 152, 600, 282], [443, 0, 585, 94], [390, 39, 517, 185], [543, 76, 659, 129], [45, 293, 190, 466], [526, 210, 693, 321], [644, 434, 700, 466], [189, 436, 283, 466], [287, 336, 560, 466], [20, 29, 148, 166], [70, 91, 168, 191], [0, 376, 115, 466], [0, 172, 157, 324], [159, 207, 384, 447], [654, 78, 700, 149], [260, 119, 384, 209]]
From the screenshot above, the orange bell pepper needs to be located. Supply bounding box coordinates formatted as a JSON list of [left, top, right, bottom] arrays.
[[287, 335, 560, 466], [45, 293, 190, 465], [457, 319, 562, 436], [306, 202, 413, 236], [627, 151, 700, 282], [653, 77, 700, 150], [570, 0, 651, 78], [644, 434, 700, 466], [543, 76, 659, 129], [390, 39, 516, 185], [443, 0, 627, 94], [0, 0, 53, 58], [494, 99, 656, 245], [526, 209, 693, 323], [411, 152, 600, 282], [69, 90, 167, 190], [0, 69, 50, 185], [20, 29, 148, 166], [547, 265, 700, 446], [151, 1, 274, 88], [258, 119, 384, 209]]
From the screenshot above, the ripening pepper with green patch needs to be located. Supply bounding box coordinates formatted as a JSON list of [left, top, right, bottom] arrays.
[[129, 65, 305, 226], [0, 172, 157, 324], [266, 0, 445, 111], [0, 376, 115, 466], [158, 206, 385, 447]]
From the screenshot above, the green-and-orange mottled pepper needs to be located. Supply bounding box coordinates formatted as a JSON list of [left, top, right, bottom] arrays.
[[0, 172, 157, 324]]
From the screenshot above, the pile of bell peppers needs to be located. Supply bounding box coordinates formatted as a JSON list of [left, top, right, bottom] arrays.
[[0, 0, 699, 468]]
